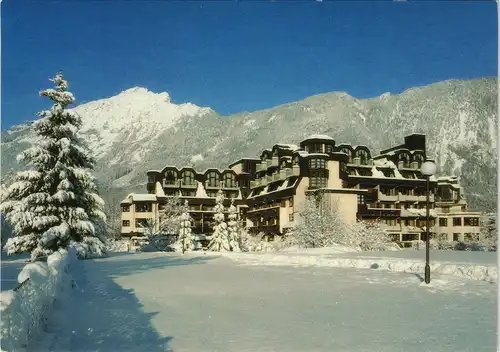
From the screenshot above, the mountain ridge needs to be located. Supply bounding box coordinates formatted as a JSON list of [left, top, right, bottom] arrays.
[[1, 77, 497, 212]]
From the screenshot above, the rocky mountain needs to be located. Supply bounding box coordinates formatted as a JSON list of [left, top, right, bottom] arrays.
[[1, 78, 497, 213]]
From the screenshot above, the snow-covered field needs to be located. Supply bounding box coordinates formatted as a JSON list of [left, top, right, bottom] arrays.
[[222, 248, 498, 283], [31, 251, 496, 352]]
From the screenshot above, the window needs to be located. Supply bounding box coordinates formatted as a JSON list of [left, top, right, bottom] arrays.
[[402, 234, 418, 241], [453, 217, 462, 226], [164, 170, 177, 185], [182, 170, 195, 185], [310, 144, 323, 153], [439, 218, 448, 227], [356, 149, 369, 165], [325, 144, 334, 153], [341, 148, 352, 163], [357, 195, 365, 205], [240, 179, 250, 188], [207, 191, 218, 198], [289, 198, 294, 207], [207, 172, 219, 187], [289, 214, 294, 222], [148, 175, 155, 182], [398, 153, 410, 168], [135, 203, 152, 212], [181, 190, 196, 197], [293, 157, 300, 166], [357, 168, 372, 177], [223, 173, 237, 188], [135, 218, 151, 228], [122, 205, 130, 212], [413, 153, 424, 168], [453, 233, 461, 241], [309, 170, 328, 189], [122, 220, 130, 227], [463, 217, 479, 227], [309, 158, 326, 169]]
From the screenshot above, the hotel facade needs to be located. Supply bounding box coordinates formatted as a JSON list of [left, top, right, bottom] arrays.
[[120, 134, 481, 247]]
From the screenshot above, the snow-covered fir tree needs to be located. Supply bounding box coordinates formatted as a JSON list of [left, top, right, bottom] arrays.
[[208, 189, 230, 252], [177, 200, 194, 253], [227, 198, 241, 252], [0, 73, 107, 260], [159, 194, 184, 235]]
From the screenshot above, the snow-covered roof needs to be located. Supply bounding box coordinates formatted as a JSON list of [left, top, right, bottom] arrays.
[[304, 134, 335, 141], [120, 194, 133, 204], [304, 153, 329, 158], [131, 194, 157, 202], [437, 176, 459, 182], [297, 151, 309, 157], [275, 143, 300, 151], [147, 170, 160, 173]]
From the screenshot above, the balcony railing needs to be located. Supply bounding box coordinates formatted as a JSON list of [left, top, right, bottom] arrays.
[[163, 180, 179, 188], [269, 157, 279, 168], [257, 161, 268, 172], [378, 191, 398, 202]]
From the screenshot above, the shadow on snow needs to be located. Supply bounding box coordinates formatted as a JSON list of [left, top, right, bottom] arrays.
[[31, 252, 217, 352]]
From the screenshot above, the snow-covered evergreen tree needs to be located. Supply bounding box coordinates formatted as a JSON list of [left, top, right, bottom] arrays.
[[227, 199, 241, 252], [208, 190, 230, 252], [177, 200, 194, 253], [159, 194, 184, 235], [0, 73, 107, 261]]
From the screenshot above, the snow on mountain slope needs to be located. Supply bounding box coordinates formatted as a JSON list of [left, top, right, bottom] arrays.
[[74, 87, 213, 160], [1, 78, 497, 212]]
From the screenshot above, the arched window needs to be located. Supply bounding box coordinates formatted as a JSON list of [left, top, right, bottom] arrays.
[[165, 170, 176, 185], [398, 153, 410, 168], [223, 173, 236, 188], [341, 148, 352, 163], [207, 172, 219, 187], [356, 150, 369, 165], [181, 170, 195, 185]]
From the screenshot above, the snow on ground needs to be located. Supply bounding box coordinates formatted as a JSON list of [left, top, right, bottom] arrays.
[[222, 249, 498, 283], [33, 252, 496, 352]]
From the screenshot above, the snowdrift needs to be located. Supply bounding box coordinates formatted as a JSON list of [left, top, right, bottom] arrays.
[[222, 252, 498, 283], [0, 247, 77, 351]]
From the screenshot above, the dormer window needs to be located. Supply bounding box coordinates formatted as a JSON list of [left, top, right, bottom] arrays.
[[356, 150, 369, 165], [148, 175, 155, 183], [413, 153, 424, 168], [309, 158, 326, 169], [223, 173, 237, 188], [341, 148, 352, 163], [182, 170, 195, 185], [398, 153, 410, 168], [325, 144, 334, 153], [165, 170, 176, 185], [207, 171, 219, 187]]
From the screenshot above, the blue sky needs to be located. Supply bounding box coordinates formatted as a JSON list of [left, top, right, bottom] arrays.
[[2, 0, 497, 130]]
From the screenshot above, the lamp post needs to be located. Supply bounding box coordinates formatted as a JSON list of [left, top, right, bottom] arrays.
[[420, 160, 437, 284]]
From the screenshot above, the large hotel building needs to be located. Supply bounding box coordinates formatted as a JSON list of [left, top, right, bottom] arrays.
[[120, 134, 481, 248]]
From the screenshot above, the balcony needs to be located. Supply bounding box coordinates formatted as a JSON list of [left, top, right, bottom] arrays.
[[257, 161, 268, 172], [163, 180, 179, 188], [378, 191, 398, 202], [269, 157, 279, 168], [204, 182, 220, 190], [180, 181, 197, 189]]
